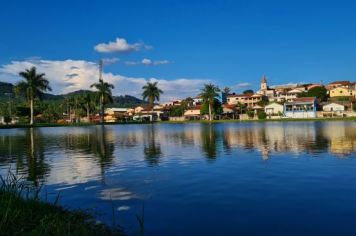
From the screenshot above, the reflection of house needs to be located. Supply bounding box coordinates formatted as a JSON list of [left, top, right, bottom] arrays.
[[227, 94, 264, 107], [322, 103, 345, 112], [284, 97, 317, 118], [264, 103, 284, 115]]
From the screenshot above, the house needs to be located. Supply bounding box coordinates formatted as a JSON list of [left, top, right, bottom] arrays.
[[104, 108, 128, 122], [329, 87, 355, 98], [227, 93, 264, 107], [184, 105, 202, 119], [323, 103, 345, 112], [284, 97, 317, 118], [264, 103, 284, 115], [325, 81, 351, 90]]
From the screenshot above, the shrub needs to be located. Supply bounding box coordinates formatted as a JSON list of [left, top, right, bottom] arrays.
[[246, 110, 255, 118], [257, 111, 267, 120]]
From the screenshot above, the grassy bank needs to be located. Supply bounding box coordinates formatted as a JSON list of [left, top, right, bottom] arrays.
[[0, 174, 123, 236]]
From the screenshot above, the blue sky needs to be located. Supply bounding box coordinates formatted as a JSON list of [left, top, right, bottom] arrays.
[[0, 0, 356, 100]]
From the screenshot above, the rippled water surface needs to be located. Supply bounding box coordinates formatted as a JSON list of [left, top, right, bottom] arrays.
[[1, 121, 356, 235]]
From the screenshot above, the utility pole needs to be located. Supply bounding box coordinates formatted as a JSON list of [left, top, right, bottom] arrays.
[[99, 59, 104, 123]]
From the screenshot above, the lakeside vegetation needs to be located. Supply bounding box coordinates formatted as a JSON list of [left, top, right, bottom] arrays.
[[0, 172, 124, 236]]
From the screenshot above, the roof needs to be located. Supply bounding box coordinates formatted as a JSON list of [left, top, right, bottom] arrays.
[[227, 93, 262, 98], [286, 97, 316, 104], [265, 102, 283, 108], [223, 104, 236, 109], [186, 105, 202, 110], [323, 103, 344, 107], [328, 81, 351, 86]]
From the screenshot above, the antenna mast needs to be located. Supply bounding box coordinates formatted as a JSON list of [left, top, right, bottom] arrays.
[[99, 59, 103, 81]]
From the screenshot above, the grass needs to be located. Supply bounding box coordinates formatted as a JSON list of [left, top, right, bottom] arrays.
[[0, 172, 124, 236]]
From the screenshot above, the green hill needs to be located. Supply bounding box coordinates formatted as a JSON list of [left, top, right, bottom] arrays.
[[0, 81, 147, 107]]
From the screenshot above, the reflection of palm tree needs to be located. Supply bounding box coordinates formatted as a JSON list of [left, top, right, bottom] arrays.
[[201, 124, 217, 160], [144, 125, 162, 166], [25, 128, 50, 186], [93, 125, 115, 180]]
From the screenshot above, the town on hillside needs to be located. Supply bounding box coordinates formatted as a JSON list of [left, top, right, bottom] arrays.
[[91, 77, 356, 123], [1, 73, 356, 124]]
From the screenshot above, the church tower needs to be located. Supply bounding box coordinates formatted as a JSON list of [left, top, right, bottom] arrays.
[[261, 75, 267, 91]]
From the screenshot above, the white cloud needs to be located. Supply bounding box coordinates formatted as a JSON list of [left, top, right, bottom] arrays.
[[0, 59, 209, 102], [125, 58, 170, 66], [102, 57, 119, 65], [232, 82, 251, 89], [94, 37, 149, 53]]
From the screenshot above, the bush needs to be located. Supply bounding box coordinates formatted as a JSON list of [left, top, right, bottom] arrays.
[[246, 110, 255, 118], [257, 111, 267, 120], [353, 104, 356, 112]]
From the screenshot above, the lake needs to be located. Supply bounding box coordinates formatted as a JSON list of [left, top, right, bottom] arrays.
[[1, 121, 356, 235]]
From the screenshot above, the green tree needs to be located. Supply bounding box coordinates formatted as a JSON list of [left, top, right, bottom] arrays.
[[298, 87, 328, 101], [200, 99, 223, 116], [90, 80, 114, 123], [243, 89, 254, 94], [15, 67, 52, 125], [200, 84, 220, 121], [353, 103, 356, 112], [142, 82, 163, 115], [79, 92, 96, 122]]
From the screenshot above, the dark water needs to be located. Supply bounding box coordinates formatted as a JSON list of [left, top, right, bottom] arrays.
[[0, 122, 356, 235]]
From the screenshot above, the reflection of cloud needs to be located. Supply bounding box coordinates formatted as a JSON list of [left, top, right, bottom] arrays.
[[100, 188, 139, 201], [117, 206, 130, 211]]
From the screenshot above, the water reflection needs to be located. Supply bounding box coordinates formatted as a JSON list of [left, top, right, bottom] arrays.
[[0, 122, 355, 186], [143, 125, 162, 166], [201, 124, 217, 160]]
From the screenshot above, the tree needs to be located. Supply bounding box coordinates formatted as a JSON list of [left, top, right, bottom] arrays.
[[298, 87, 328, 101], [353, 103, 356, 112], [223, 87, 231, 94], [200, 84, 220, 121], [200, 99, 223, 116], [142, 82, 163, 117], [90, 80, 114, 123], [15, 67, 52, 125], [243, 89, 254, 94], [79, 92, 96, 122]]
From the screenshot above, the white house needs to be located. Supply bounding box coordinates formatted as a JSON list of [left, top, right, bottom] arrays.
[[323, 103, 345, 112], [284, 97, 317, 118], [264, 103, 284, 115]]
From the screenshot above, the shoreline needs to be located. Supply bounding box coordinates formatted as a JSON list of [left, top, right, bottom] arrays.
[[0, 117, 355, 129]]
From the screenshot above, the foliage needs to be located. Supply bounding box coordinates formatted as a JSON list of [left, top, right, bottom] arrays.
[[243, 89, 254, 94], [200, 84, 220, 120], [169, 106, 185, 116], [142, 82, 163, 105], [15, 67, 52, 125], [257, 111, 267, 120], [353, 103, 356, 112], [298, 87, 328, 101], [200, 99, 223, 116], [246, 110, 255, 118]]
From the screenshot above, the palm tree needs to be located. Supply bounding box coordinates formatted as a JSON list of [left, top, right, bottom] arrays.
[[142, 82, 163, 120], [15, 67, 52, 125], [79, 92, 95, 122], [200, 84, 220, 121], [90, 80, 114, 123]]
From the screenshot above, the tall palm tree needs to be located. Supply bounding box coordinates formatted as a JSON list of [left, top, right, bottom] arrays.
[[15, 67, 52, 125], [200, 83, 220, 121], [90, 80, 114, 123], [142, 82, 163, 119]]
